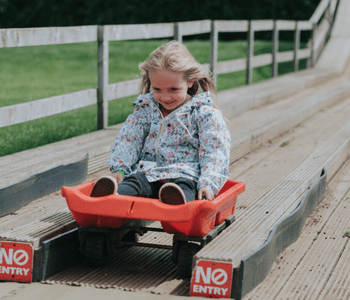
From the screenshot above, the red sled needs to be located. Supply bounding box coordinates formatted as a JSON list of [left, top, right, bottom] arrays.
[[61, 179, 245, 276], [62, 179, 245, 237]]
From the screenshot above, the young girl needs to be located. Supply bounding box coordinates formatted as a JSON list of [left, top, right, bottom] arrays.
[[91, 41, 231, 205]]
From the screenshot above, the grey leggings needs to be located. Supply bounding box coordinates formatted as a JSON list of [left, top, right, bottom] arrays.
[[118, 173, 197, 202]]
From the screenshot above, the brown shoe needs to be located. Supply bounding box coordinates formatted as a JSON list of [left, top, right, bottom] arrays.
[[159, 183, 186, 205], [90, 175, 117, 197]]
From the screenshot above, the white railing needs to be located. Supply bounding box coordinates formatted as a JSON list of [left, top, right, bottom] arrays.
[[0, 0, 338, 130]]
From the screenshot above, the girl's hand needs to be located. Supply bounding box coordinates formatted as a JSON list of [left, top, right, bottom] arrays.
[[112, 172, 124, 184], [198, 187, 214, 201]]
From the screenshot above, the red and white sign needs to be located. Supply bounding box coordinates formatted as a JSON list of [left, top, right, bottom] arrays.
[[0, 242, 33, 282], [190, 260, 233, 298]]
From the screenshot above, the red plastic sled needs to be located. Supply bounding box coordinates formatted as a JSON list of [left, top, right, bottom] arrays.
[[62, 179, 245, 237]]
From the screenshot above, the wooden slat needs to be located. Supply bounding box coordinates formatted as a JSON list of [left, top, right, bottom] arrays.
[[315, 20, 331, 55], [197, 120, 350, 267], [0, 89, 97, 127], [106, 79, 141, 101], [277, 51, 294, 63], [298, 21, 313, 31], [277, 20, 297, 31], [252, 20, 274, 32], [0, 26, 98, 48], [216, 20, 249, 33], [202, 63, 210, 74], [217, 50, 309, 75], [253, 53, 273, 68], [310, 0, 331, 24], [104, 23, 174, 41], [179, 20, 211, 36], [298, 48, 311, 59], [330, 0, 338, 15], [217, 58, 246, 74]]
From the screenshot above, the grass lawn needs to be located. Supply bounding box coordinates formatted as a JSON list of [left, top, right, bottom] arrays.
[[0, 39, 307, 157]]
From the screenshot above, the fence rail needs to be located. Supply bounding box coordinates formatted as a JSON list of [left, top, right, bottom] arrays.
[[0, 0, 338, 130]]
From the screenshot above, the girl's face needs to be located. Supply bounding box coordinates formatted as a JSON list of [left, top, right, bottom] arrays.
[[149, 70, 194, 111]]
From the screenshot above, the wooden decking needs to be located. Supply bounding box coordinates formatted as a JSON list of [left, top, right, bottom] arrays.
[[1, 0, 350, 298]]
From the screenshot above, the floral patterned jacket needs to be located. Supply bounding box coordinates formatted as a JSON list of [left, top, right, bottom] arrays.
[[108, 91, 231, 196]]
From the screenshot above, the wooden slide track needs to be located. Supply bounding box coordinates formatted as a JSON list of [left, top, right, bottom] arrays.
[[1, 0, 350, 299]]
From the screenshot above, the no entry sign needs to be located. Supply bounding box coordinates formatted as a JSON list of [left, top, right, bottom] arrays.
[[190, 260, 233, 298], [0, 241, 33, 282]]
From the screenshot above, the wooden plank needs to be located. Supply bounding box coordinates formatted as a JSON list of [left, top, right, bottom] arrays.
[[197, 120, 350, 268], [252, 20, 274, 32], [106, 79, 141, 101], [0, 126, 120, 188], [311, 23, 317, 67], [298, 21, 313, 31], [330, 0, 338, 16], [277, 51, 294, 63], [217, 58, 246, 74], [0, 26, 97, 48], [216, 20, 249, 33], [298, 48, 311, 59], [202, 63, 210, 75], [310, 0, 331, 24], [315, 19, 331, 58], [217, 54, 274, 75], [104, 23, 174, 41], [329, 0, 350, 38], [277, 20, 297, 31], [0, 89, 97, 128], [179, 20, 211, 36], [0, 155, 88, 218], [253, 53, 273, 68]]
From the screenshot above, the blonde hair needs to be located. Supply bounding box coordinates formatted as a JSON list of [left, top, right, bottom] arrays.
[[139, 40, 218, 105]]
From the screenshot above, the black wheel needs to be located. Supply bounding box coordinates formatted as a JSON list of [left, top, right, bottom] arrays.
[[84, 234, 109, 267], [177, 242, 201, 277], [121, 230, 139, 243]]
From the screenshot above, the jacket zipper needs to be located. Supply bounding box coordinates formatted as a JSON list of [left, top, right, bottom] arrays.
[[155, 118, 165, 167], [154, 101, 190, 167], [155, 106, 165, 167]]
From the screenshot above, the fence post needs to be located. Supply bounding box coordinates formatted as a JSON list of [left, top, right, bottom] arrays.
[[210, 20, 218, 87], [246, 21, 254, 85], [272, 20, 279, 78], [174, 23, 183, 43], [326, 0, 333, 41], [310, 23, 317, 68], [293, 21, 300, 72], [97, 25, 109, 130]]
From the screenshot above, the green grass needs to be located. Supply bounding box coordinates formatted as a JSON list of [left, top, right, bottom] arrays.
[[0, 39, 307, 157]]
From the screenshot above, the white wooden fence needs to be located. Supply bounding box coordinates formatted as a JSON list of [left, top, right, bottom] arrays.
[[0, 0, 338, 130]]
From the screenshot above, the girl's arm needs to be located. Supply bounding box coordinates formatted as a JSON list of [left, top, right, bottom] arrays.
[[108, 104, 150, 176], [197, 107, 231, 198]]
